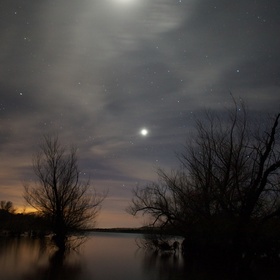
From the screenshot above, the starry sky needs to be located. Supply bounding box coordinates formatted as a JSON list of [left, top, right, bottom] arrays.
[[0, 0, 280, 228]]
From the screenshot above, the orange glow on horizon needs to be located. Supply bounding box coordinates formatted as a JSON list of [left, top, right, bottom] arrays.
[[13, 205, 142, 228], [15, 206, 38, 214]]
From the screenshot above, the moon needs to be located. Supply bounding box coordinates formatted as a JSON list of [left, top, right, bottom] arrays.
[[110, 0, 139, 10], [140, 128, 148, 136]]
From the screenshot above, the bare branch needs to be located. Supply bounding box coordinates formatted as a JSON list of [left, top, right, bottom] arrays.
[[23, 136, 106, 242]]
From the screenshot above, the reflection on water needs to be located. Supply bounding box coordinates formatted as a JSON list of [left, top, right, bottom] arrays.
[[0, 236, 82, 280], [0, 232, 277, 280], [1, 233, 186, 280], [140, 250, 186, 280]]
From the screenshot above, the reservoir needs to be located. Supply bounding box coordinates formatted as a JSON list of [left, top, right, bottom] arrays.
[[0, 232, 185, 280]]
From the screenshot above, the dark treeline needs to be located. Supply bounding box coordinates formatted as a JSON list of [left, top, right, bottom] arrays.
[[0, 201, 50, 237]]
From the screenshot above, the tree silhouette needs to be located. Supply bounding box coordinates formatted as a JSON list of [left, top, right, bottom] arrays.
[[0, 200, 14, 213], [24, 136, 106, 249], [129, 101, 280, 260]]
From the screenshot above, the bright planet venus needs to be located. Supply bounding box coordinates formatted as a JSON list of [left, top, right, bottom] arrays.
[[140, 128, 148, 136]]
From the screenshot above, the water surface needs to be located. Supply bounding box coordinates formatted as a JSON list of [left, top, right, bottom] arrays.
[[2, 232, 275, 280], [0, 232, 186, 280]]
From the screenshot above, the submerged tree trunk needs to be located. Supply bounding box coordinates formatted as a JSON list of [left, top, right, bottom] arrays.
[[52, 233, 67, 251]]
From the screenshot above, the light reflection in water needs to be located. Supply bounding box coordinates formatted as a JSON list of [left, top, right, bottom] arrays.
[[0, 233, 187, 280], [0, 237, 49, 279]]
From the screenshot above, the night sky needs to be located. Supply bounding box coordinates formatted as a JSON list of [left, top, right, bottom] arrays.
[[1, 0, 280, 228]]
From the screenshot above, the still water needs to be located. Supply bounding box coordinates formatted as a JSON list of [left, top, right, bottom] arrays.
[[0, 232, 186, 280]]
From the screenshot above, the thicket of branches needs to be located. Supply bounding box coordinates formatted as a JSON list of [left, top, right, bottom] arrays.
[[24, 136, 106, 248], [129, 102, 280, 259]]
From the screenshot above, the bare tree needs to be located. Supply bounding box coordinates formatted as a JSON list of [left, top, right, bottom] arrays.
[[128, 102, 280, 258], [0, 200, 14, 213], [24, 136, 106, 248]]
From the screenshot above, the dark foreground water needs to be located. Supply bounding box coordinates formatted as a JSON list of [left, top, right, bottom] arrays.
[[0, 232, 187, 280], [0, 232, 277, 280]]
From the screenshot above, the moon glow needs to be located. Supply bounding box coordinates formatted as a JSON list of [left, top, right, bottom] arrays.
[[114, 0, 136, 4]]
